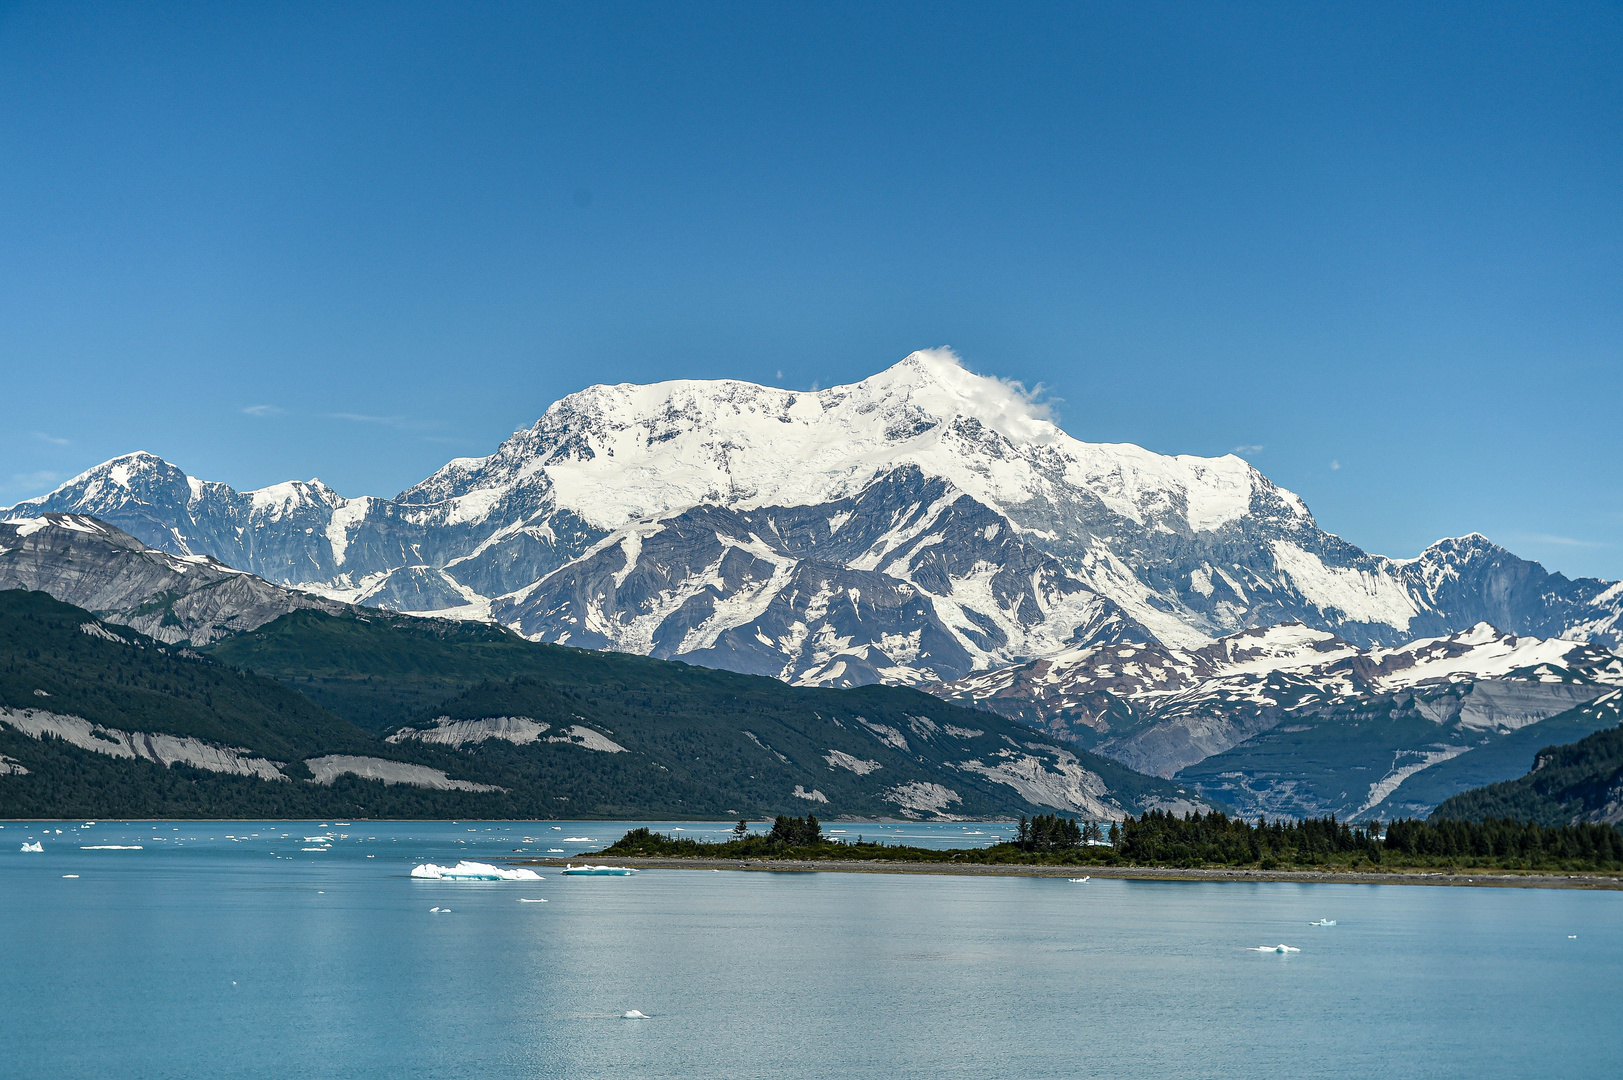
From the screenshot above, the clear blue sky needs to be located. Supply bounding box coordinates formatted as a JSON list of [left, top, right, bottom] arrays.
[[2, 2, 1619, 578]]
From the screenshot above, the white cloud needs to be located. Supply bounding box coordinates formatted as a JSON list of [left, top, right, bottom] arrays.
[[324, 412, 444, 433], [1231, 444, 1264, 455], [920, 347, 1059, 425], [10, 470, 61, 490], [242, 405, 284, 417], [1329, 460, 1341, 470], [1509, 533, 1608, 549]]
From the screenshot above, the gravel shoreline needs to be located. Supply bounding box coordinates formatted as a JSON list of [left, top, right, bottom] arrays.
[[522, 856, 1623, 890]]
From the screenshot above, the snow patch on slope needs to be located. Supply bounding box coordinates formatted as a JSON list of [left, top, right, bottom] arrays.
[[1269, 542, 1419, 630]]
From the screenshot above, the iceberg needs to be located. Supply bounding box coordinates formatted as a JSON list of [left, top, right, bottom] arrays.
[[410, 860, 542, 881], [623, 1011, 650, 1019], [1249, 944, 1300, 953], [1309, 919, 1337, 927], [20, 841, 43, 852], [517, 898, 548, 903], [561, 864, 637, 876], [81, 845, 142, 850]]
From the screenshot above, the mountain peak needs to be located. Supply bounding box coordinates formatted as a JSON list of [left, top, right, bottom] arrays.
[[855, 348, 1062, 447]]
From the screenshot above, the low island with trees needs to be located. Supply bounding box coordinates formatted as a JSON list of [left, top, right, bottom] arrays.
[[572, 810, 1623, 880]]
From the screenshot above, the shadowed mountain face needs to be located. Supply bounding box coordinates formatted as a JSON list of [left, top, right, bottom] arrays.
[[1431, 691, 1623, 827], [9, 353, 1619, 689], [0, 514, 343, 645]]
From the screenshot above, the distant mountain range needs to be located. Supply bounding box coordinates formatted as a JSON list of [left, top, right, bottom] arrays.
[[6, 350, 1621, 821], [10, 352, 1619, 687]]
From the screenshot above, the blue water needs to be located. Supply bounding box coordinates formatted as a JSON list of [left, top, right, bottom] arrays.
[[5, 819, 1620, 1079]]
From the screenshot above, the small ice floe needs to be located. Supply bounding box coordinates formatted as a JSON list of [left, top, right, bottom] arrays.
[[81, 845, 142, 850], [622, 1010, 650, 1019], [20, 841, 43, 852], [1250, 944, 1300, 954], [548, 848, 565, 853], [429, 907, 449, 913], [301, 848, 330, 852], [562, 837, 593, 842], [1069, 877, 1090, 883], [561, 864, 636, 876], [1568, 935, 1578, 939], [1309, 919, 1337, 927], [517, 898, 548, 903], [62, 874, 79, 879], [410, 861, 542, 881]]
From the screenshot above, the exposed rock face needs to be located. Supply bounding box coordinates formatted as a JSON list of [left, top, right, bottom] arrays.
[[384, 716, 553, 749], [9, 351, 1619, 681], [302, 754, 506, 792], [0, 514, 343, 645], [0, 707, 287, 781]]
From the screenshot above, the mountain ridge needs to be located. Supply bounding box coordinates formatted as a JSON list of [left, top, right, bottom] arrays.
[[10, 352, 1619, 687]]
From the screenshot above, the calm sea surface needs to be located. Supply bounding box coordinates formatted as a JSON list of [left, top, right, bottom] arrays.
[[5, 819, 1620, 1079]]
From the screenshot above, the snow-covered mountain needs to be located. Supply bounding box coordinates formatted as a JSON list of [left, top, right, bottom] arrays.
[[10, 350, 1621, 683], [937, 619, 1623, 819], [936, 621, 1623, 771]]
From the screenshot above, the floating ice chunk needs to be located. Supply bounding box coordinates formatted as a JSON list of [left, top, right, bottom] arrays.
[[1249, 944, 1300, 953], [20, 841, 43, 852], [1309, 919, 1336, 927], [411, 861, 542, 881], [62, 874, 79, 878], [517, 898, 548, 903], [1069, 877, 1090, 883], [623, 1010, 649, 1019], [81, 845, 142, 849], [562, 837, 593, 842]]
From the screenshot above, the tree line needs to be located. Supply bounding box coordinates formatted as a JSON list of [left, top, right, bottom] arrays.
[[1116, 809, 1623, 870], [600, 810, 1623, 872]]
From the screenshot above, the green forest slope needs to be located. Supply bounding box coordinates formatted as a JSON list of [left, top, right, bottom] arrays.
[[1432, 691, 1623, 827]]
